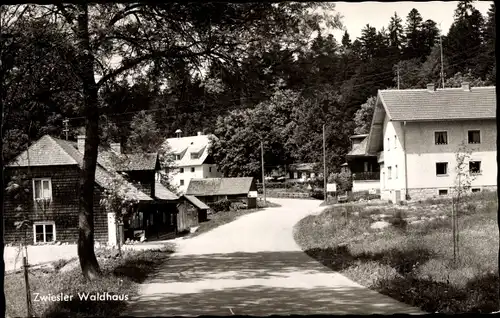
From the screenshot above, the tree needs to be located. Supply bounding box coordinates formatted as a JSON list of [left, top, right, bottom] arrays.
[[420, 19, 440, 58], [403, 8, 424, 60], [394, 58, 423, 89], [444, 71, 490, 87], [127, 110, 163, 153], [388, 12, 404, 53], [353, 96, 376, 135], [21, 2, 339, 280]]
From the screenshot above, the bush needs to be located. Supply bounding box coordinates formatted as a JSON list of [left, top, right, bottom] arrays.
[[310, 189, 324, 200], [230, 201, 247, 210], [209, 199, 232, 212], [329, 170, 353, 193]]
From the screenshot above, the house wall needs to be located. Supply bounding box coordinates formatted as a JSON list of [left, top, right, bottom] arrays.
[[353, 180, 380, 192], [379, 118, 407, 201], [170, 164, 221, 193], [380, 119, 497, 201], [4, 165, 108, 244], [126, 170, 155, 197]]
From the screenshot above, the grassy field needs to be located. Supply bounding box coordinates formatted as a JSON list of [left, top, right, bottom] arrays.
[[294, 191, 499, 314], [5, 246, 175, 317], [191, 199, 281, 238]]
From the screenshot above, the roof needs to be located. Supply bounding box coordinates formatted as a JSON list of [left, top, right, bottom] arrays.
[[350, 134, 369, 139], [183, 195, 210, 210], [163, 134, 215, 167], [378, 86, 496, 121], [154, 182, 179, 201], [186, 177, 254, 196], [288, 163, 316, 171], [347, 136, 368, 156], [7, 135, 153, 202], [98, 151, 158, 171]]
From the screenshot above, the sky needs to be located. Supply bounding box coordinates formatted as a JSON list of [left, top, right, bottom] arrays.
[[329, 1, 494, 42]]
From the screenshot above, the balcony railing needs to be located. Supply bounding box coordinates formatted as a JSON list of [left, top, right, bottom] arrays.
[[352, 171, 380, 180]]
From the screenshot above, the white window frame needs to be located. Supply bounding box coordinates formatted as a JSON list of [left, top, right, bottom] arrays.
[[32, 178, 53, 202], [191, 167, 195, 173], [434, 131, 448, 145], [436, 162, 448, 176], [387, 166, 392, 179], [180, 179, 184, 186], [395, 165, 398, 179], [387, 137, 390, 151], [179, 167, 184, 173], [175, 154, 181, 160], [394, 135, 397, 149], [467, 129, 481, 144], [33, 221, 56, 244]]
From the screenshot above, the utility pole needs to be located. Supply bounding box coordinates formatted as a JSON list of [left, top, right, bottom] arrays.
[[439, 23, 445, 89], [397, 64, 400, 89], [261, 140, 266, 206], [62, 118, 69, 140], [323, 124, 327, 203]]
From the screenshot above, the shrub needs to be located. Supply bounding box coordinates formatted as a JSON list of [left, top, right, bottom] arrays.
[[310, 189, 324, 200], [328, 170, 353, 192], [209, 199, 232, 212], [389, 210, 407, 230]]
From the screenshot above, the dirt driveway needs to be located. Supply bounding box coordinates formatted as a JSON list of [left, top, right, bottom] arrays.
[[124, 198, 424, 316]]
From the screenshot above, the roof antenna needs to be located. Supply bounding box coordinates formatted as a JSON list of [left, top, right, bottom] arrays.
[[175, 129, 182, 138], [63, 118, 69, 140]]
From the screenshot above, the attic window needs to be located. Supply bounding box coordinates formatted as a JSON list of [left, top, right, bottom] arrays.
[[191, 152, 199, 159], [175, 154, 181, 160]]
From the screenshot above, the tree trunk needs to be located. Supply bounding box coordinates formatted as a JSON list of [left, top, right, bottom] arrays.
[[75, 4, 101, 280]]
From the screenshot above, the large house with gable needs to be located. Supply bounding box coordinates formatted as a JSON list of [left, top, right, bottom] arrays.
[[159, 130, 222, 193], [4, 134, 206, 245], [364, 83, 496, 202]]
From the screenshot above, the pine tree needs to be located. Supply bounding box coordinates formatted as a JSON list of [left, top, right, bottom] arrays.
[[388, 12, 405, 53], [403, 8, 424, 60]]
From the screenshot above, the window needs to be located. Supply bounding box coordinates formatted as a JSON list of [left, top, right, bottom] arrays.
[[394, 135, 397, 149], [438, 189, 448, 196], [436, 162, 448, 176], [33, 222, 56, 244], [468, 130, 481, 144], [471, 188, 481, 193], [179, 168, 184, 173], [175, 154, 181, 160], [382, 172, 385, 189], [388, 166, 392, 179], [180, 180, 184, 186], [469, 161, 481, 175], [395, 165, 398, 179], [191, 152, 199, 159], [191, 167, 195, 172], [387, 137, 390, 151], [33, 178, 52, 207], [209, 167, 212, 173], [435, 131, 448, 145]]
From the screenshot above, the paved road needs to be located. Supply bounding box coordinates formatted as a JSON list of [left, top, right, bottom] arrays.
[[124, 198, 424, 316]]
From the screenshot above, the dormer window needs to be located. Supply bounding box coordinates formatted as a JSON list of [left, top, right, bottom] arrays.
[[191, 152, 199, 159], [175, 154, 181, 160]]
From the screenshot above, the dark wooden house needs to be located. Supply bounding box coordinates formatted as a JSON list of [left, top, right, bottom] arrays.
[[344, 134, 380, 193], [185, 177, 258, 209], [4, 135, 183, 245]]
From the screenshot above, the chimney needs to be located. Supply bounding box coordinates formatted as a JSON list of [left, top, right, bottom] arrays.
[[175, 129, 182, 138], [197, 131, 202, 136], [462, 82, 470, 91], [77, 135, 85, 153], [426, 83, 435, 92], [110, 142, 121, 154]]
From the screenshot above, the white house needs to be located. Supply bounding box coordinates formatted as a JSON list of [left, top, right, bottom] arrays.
[[366, 83, 496, 202], [158, 130, 222, 193]]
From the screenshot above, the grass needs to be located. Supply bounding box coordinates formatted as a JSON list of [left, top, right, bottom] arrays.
[[5, 247, 175, 317], [191, 199, 280, 238], [294, 190, 499, 314]]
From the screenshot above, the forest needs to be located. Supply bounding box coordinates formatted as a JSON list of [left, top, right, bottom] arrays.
[[1, 1, 496, 176]]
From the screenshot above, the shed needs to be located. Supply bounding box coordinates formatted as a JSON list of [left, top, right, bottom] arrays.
[[186, 177, 257, 209]]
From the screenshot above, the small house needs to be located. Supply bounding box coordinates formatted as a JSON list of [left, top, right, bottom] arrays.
[[185, 177, 258, 209]]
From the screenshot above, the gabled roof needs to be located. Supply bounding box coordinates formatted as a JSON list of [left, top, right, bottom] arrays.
[[163, 134, 215, 167], [183, 195, 210, 210], [186, 177, 254, 196], [7, 135, 78, 167], [378, 86, 496, 121], [346, 137, 369, 156], [7, 135, 153, 202], [98, 151, 159, 172], [154, 181, 179, 201]]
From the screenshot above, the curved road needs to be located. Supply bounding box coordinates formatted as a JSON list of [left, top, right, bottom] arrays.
[[124, 198, 423, 316]]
